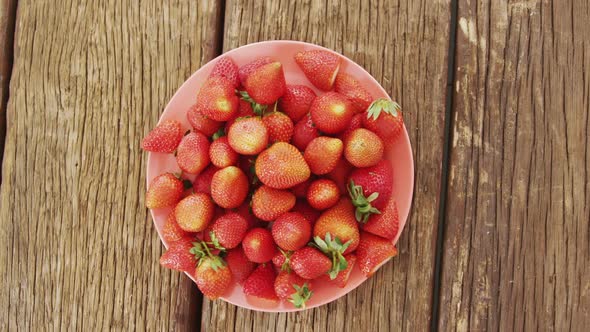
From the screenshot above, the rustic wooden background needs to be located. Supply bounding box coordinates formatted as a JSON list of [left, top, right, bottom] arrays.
[[0, 0, 588, 331]]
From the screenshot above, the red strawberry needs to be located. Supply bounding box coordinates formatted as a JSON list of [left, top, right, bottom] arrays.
[[292, 113, 320, 151], [326, 158, 353, 193], [196, 76, 239, 121], [274, 272, 313, 308], [193, 165, 218, 194], [279, 85, 317, 122], [159, 239, 197, 272], [292, 200, 321, 226], [291, 179, 312, 198], [187, 104, 223, 136], [294, 50, 341, 91], [356, 232, 397, 277], [307, 179, 340, 210], [363, 196, 399, 240], [362, 98, 404, 141], [239, 56, 274, 84], [242, 228, 277, 263], [262, 111, 294, 143], [348, 160, 393, 222], [195, 256, 232, 299], [177, 131, 210, 174], [146, 173, 184, 209], [251, 185, 296, 222], [141, 119, 183, 153], [175, 193, 215, 232], [339, 113, 364, 142], [244, 61, 287, 104], [344, 128, 384, 168], [272, 212, 312, 251], [334, 72, 374, 112], [255, 142, 311, 189], [210, 56, 240, 88], [313, 198, 360, 254], [226, 246, 256, 283], [209, 136, 238, 168], [303, 137, 343, 175], [310, 92, 354, 134], [289, 247, 331, 279], [272, 250, 292, 271], [208, 212, 249, 249], [243, 264, 279, 301], [235, 202, 261, 229], [227, 117, 269, 155], [321, 254, 356, 288], [225, 100, 255, 131], [211, 166, 249, 209], [161, 212, 190, 243]]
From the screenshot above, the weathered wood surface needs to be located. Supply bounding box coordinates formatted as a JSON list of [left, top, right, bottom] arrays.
[[201, 0, 451, 331], [0, 0, 17, 181], [0, 0, 221, 330], [439, 0, 590, 331]]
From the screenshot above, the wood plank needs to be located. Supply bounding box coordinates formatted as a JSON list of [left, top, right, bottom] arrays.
[[439, 0, 590, 330], [0, 0, 221, 330], [201, 0, 451, 330], [0, 0, 17, 181]]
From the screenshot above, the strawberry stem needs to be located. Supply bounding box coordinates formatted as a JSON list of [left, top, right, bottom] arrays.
[[348, 180, 381, 223], [366, 98, 402, 121]]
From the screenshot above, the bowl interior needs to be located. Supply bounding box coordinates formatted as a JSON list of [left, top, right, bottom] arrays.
[[147, 40, 414, 312]]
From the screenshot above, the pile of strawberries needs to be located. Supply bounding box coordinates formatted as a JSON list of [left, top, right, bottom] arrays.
[[142, 49, 404, 309]]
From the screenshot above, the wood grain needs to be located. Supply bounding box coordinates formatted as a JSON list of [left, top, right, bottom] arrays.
[[0, 0, 17, 181], [439, 0, 590, 330], [0, 0, 221, 330], [201, 0, 451, 331]]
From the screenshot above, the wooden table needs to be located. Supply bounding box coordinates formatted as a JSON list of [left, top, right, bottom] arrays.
[[0, 0, 588, 331]]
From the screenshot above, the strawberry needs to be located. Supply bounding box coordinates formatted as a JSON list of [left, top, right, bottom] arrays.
[[227, 117, 269, 155], [141, 119, 183, 153], [344, 128, 384, 168], [290, 178, 312, 198], [334, 72, 374, 112], [177, 131, 210, 174], [272, 249, 292, 271], [251, 185, 296, 222], [279, 85, 316, 122], [175, 193, 215, 232], [243, 263, 279, 301], [195, 256, 232, 299], [313, 198, 360, 254], [239, 56, 274, 84], [161, 212, 190, 244], [348, 160, 393, 222], [272, 212, 311, 251], [225, 246, 256, 283], [159, 238, 197, 272], [303, 137, 343, 175], [235, 202, 261, 229], [292, 113, 320, 151], [211, 166, 249, 209], [326, 158, 353, 193], [306, 179, 340, 210], [208, 212, 249, 249], [356, 232, 398, 277], [310, 92, 354, 134], [193, 165, 218, 195], [321, 254, 356, 288], [262, 111, 294, 143], [362, 98, 404, 141], [209, 136, 238, 168], [292, 200, 321, 226], [196, 76, 239, 121], [255, 142, 311, 189], [339, 113, 364, 142], [244, 61, 287, 104], [289, 247, 331, 280], [146, 173, 184, 209], [242, 228, 277, 263], [363, 196, 400, 240], [187, 104, 223, 137], [294, 50, 341, 91], [274, 271, 313, 308], [210, 56, 240, 88], [225, 100, 255, 131]]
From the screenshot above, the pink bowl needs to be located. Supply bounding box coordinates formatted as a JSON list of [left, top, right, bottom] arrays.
[[147, 40, 414, 312]]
